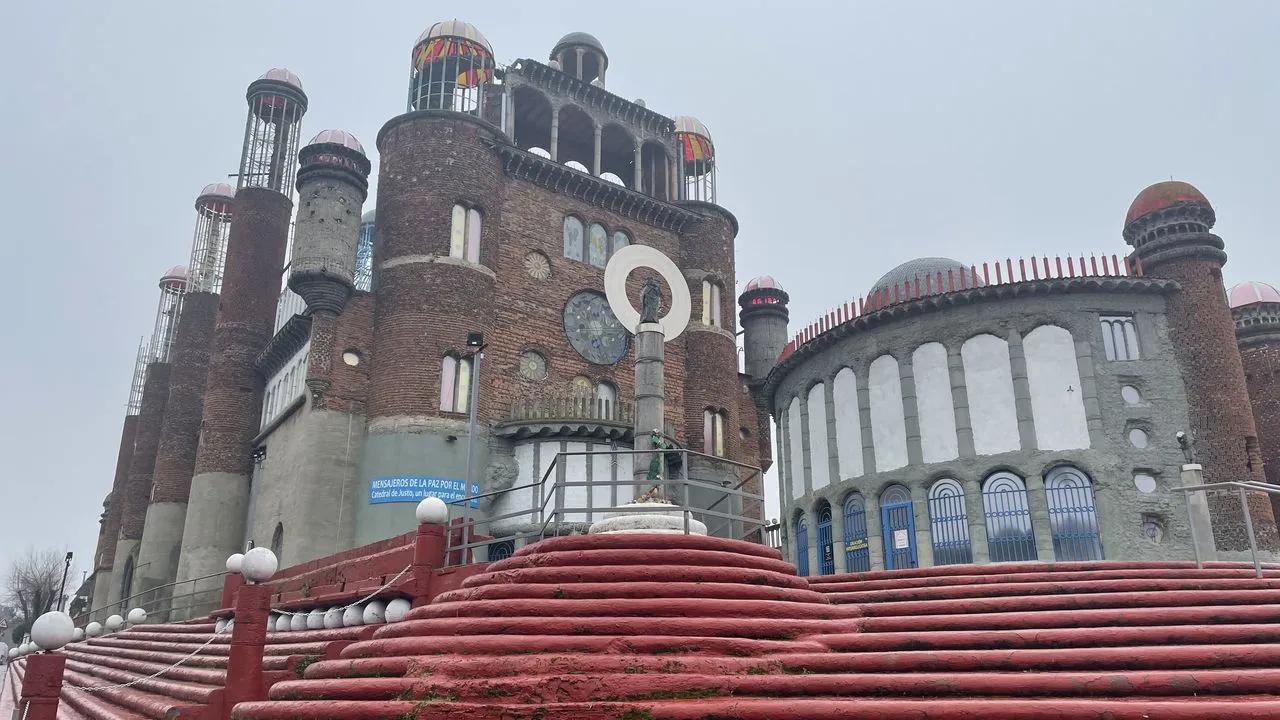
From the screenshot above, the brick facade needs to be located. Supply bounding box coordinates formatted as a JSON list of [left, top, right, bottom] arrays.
[[95, 415, 138, 570], [119, 362, 171, 540], [150, 291, 218, 504]]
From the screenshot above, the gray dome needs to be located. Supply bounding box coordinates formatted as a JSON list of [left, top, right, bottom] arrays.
[[361, 209, 376, 224], [554, 32, 605, 55], [872, 257, 980, 293]]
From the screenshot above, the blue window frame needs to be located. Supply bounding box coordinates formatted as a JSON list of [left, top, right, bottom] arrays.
[[1045, 466, 1104, 561], [927, 478, 973, 565], [982, 472, 1038, 562], [843, 493, 870, 573], [816, 501, 835, 575], [794, 516, 810, 576], [879, 484, 917, 570]]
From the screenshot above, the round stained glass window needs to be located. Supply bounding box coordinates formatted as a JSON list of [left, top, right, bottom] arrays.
[[563, 291, 629, 365], [518, 351, 548, 381]]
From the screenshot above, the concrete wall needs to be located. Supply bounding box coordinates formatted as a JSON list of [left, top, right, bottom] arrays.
[[773, 286, 1215, 571]]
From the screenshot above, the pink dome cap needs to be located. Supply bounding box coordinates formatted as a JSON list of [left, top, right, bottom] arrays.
[[745, 275, 783, 292], [160, 265, 188, 288], [308, 129, 365, 155], [258, 68, 303, 91], [1229, 281, 1280, 308]]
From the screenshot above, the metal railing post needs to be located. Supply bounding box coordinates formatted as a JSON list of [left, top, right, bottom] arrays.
[[1239, 486, 1262, 578], [1187, 493, 1203, 570]]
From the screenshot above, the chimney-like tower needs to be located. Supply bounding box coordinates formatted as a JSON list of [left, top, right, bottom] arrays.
[[175, 69, 306, 593], [1230, 281, 1280, 515], [1123, 181, 1277, 553], [134, 185, 236, 610], [739, 276, 790, 383], [288, 129, 371, 403]]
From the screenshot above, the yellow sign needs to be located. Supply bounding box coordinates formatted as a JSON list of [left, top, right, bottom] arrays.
[[845, 539, 867, 552]]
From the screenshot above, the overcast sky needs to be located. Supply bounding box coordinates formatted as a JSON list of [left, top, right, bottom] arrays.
[[2, 1, 1277, 583]]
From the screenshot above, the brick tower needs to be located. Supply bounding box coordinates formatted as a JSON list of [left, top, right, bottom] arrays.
[[1123, 181, 1278, 552], [175, 69, 305, 588], [1231, 281, 1280, 510], [134, 183, 234, 606], [739, 275, 790, 472], [105, 266, 187, 609]]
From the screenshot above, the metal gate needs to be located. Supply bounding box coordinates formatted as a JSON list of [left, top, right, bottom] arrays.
[[982, 473, 1038, 562], [879, 484, 917, 570], [1045, 466, 1104, 561], [817, 504, 834, 575], [843, 494, 871, 573], [927, 479, 973, 565], [794, 517, 810, 576]]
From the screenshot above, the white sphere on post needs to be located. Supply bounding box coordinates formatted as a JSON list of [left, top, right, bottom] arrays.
[[32, 611, 76, 651], [105, 614, 125, 632], [72, 627, 85, 641], [274, 614, 291, 633], [289, 612, 307, 631], [306, 609, 325, 630], [226, 553, 245, 574], [215, 618, 228, 634], [362, 599, 387, 624], [415, 496, 448, 525], [127, 608, 147, 626], [323, 607, 343, 629], [241, 547, 279, 582], [85, 621, 103, 638], [384, 598, 411, 623]]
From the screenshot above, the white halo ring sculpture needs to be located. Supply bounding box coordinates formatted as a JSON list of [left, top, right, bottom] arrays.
[[603, 245, 691, 341]]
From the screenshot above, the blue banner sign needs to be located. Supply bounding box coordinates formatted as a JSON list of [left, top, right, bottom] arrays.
[[368, 476, 480, 507]]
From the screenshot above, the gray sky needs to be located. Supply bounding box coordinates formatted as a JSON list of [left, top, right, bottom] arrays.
[[2, 1, 1277, 579]]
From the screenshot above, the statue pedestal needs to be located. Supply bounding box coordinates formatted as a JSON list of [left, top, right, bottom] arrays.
[[589, 502, 708, 535]]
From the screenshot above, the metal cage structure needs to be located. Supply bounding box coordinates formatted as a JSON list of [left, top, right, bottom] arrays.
[[407, 22, 494, 116], [1045, 466, 1104, 561], [151, 267, 188, 363], [126, 337, 149, 414], [239, 69, 308, 194], [187, 184, 234, 294], [674, 115, 716, 204], [356, 210, 375, 292], [982, 472, 1038, 562], [927, 478, 973, 565]]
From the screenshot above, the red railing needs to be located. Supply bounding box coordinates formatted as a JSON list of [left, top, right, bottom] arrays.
[[778, 252, 1143, 362]]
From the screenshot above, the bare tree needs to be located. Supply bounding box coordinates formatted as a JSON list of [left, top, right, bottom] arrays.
[[4, 548, 68, 644]]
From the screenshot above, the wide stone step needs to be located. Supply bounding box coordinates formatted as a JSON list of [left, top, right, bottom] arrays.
[[336, 635, 830, 660], [62, 667, 206, 720], [819, 622, 1280, 651], [486, 548, 795, 575], [855, 588, 1280, 616], [62, 648, 226, 686], [433, 580, 832, 605], [371, 615, 842, 642], [411, 597, 855, 621], [65, 659, 222, 704], [512, 534, 785, 560], [463, 564, 808, 590], [825, 576, 1280, 603], [60, 682, 152, 720], [70, 642, 229, 669], [856, 603, 1280, 632]]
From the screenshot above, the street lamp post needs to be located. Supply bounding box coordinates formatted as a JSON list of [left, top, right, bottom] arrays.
[[462, 332, 486, 558], [56, 552, 72, 612]]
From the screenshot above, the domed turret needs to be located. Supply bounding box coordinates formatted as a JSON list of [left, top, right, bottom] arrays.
[[189, 184, 235, 293], [872, 257, 980, 295], [160, 265, 188, 290], [745, 275, 783, 292], [1122, 180, 1217, 256], [740, 275, 791, 382], [1230, 281, 1280, 309], [241, 69, 307, 194], [1230, 281, 1280, 347], [551, 32, 608, 85], [408, 19, 494, 116], [150, 265, 187, 362], [675, 116, 716, 203]]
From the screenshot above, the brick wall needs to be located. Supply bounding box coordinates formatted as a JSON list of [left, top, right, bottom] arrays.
[[150, 291, 217, 504], [193, 188, 292, 478], [119, 362, 171, 540], [325, 292, 375, 414], [1241, 340, 1280, 485], [96, 415, 139, 569]]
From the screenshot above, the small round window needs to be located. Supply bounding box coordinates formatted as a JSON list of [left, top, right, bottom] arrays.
[[1121, 385, 1141, 405], [342, 351, 362, 367], [1128, 428, 1149, 449], [1133, 473, 1157, 493]]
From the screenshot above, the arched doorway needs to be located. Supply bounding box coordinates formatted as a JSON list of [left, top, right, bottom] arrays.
[[982, 472, 1038, 562], [793, 514, 810, 576], [879, 484, 917, 570], [816, 500, 834, 575], [842, 493, 870, 572], [1045, 466, 1104, 561]]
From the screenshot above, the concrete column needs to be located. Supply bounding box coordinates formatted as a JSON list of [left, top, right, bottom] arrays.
[[858, 372, 877, 476], [1007, 330, 1039, 451], [574, 48, 585, 80], [19, 651, 66, 720], [1181, 464, 1219, 563], [550, 106, 560, 162], [93, 414, 139, 620], [832, 498, 849, 574], [865, 496, 885, 570], [911, 483, 935, 567], [633, 141, 642, 190], [798, 389, 812, 499], [963, 477, 990, 563], [805, 507, 820, 577], [900, 355, 923, 465], [1026, 472, 1056, 561], [1075, 337, 1103, 443], [633, 323, 666, 491], [948, 347, 976, 458], [502, 82, 514, 136], [592, 125, 602, 176]]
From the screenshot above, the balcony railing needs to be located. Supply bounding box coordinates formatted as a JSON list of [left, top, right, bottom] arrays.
[[507, 394, 633, 425]]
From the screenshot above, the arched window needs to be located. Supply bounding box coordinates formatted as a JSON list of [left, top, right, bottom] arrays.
[[488, 540, 514, 562], [588, 223, 608, 268], [120, 555, 135, 605], [927, 478, 972, 565], [703, 408, 726, 457], [449, 204, 482, 263], [611, 230, 630, 257], [701, 279, 723, 328], [595, 381, 618, 417], [563, 216, 584, 261], [843, 493, 870, 572], [529, 147, 552, 158], [600, 172, 625, 186], [879, 484, 916, 570], [816, 500, 835, 575], [565, 160, 589, 173], [794, 515, 810, 576], [440, 353, 473, 413], [982, 472, 1037, 562], [1045, 466, 1104, 561], [271, 522, 284, 559]]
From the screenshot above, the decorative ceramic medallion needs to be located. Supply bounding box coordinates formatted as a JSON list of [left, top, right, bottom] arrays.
[[518, 351, 548, 381], [524, 251, 551, 280], [563, 291, 628, 365]]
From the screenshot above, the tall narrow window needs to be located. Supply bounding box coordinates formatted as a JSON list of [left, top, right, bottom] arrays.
[[588, 223, 608, 268], [450, 204, 482, 262], [563, 215, 583, 261], [982, 472, 1037, 562], [927, 478, 972, 565], [595, 381, 618, 417], [1100, 315, 1139, 361], [701, 280, 723, 328], [611, 230, 630, 258], [703, 409, 726, 456], [440, 354, 473, 413]]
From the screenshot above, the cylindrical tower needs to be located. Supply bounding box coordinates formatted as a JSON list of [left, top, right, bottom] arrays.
[[175, 70, 306, 592], [739, 275, 791, 383], [1124, 181, 1277, 553], [187, 183, 235, 293], [407, 20, 494, 116], [356, 209, 375, 292], [289, 129, 371, 402], [1231, 281, 1280, 502], [134, 185, 237, 609], [359, 21, 503, 543], [151, 266, 188, 362], [550, 32, 609, 86], [675, 116, 716, 203]]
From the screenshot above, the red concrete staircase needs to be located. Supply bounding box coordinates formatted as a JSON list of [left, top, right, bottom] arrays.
[[221, 534, 1280, 719]]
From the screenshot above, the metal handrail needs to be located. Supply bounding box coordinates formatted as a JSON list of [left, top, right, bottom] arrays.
[[1173, 480, 1279, 578], [443, 447, 765, 564], [75, 570, 227, 622]]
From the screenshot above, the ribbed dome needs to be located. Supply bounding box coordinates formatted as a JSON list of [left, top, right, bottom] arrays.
[[1230, 281, 1280, 308], [1125, 181, 1211, 225], [873, 257, 978, 293], [257, 68, 303, 91], [745, 275, 783, 292], [160, 265, 188, 287], [416, 19, 492, 54], [674, 115, 712, 140], [308, 129, 365, 155], [197, 183, 235, 200]]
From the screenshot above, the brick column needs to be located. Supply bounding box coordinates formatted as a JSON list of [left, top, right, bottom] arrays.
[[222, 582, 271, 719], [18, 653, 66, 720]]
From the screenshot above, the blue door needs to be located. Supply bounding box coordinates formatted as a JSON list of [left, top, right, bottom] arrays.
[[816, 505, 835, 575], [881, 501, 918, 570], [843, 494, 871, 573], [794, 518, 810, 576]]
